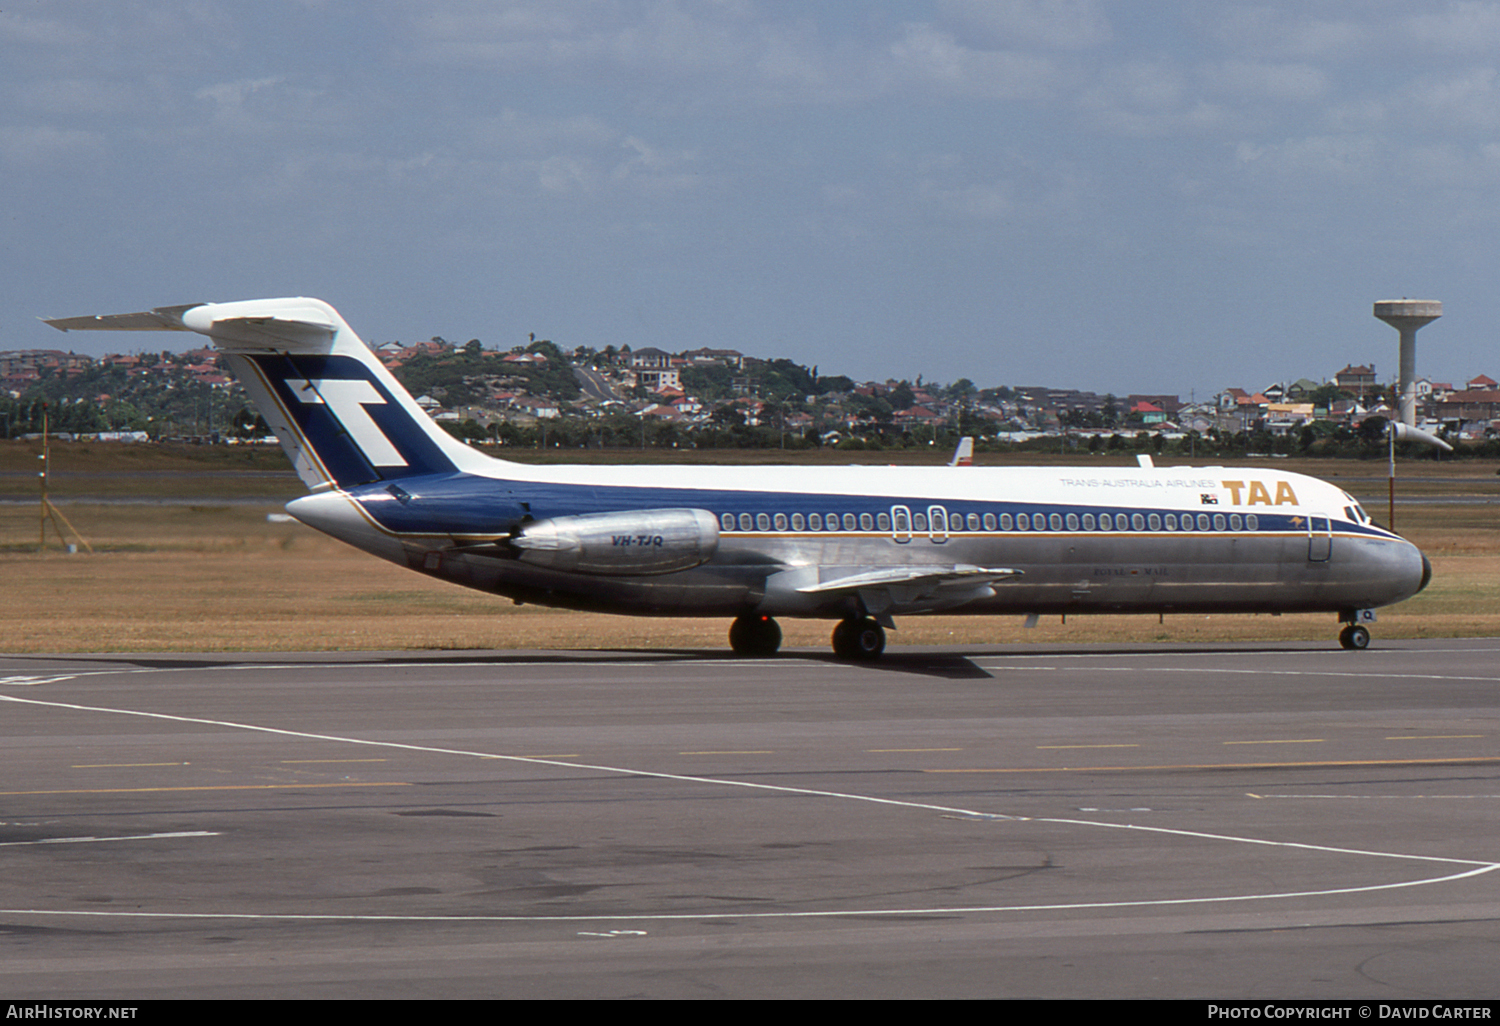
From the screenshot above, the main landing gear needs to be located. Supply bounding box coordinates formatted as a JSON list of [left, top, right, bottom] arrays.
[[831, 616, 886, 661], [727, 614, 889, 661], [728, 615, 782, 657]]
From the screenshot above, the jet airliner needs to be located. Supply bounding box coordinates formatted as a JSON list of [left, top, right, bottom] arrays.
[[47, 297, 1431, 657]]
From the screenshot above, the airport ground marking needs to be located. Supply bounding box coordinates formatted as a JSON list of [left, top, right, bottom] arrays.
[[0, 861, 1493, 925], [928, 756, 1500, 773], [978, 662, 1500, 685], [4, 688, 1500, 925], [0, 831, 218, 847]]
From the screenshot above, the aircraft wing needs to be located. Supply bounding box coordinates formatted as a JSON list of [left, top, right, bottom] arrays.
[[799, 565, 1020, 595], [796, 564, 1021, 618]]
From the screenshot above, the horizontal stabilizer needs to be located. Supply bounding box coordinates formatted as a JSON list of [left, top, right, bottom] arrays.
[[46, 299, 339, 352], [44, 304, 202, 333]]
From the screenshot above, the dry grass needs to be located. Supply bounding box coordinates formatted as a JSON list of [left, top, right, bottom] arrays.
[[0, 446, 1496, 654]]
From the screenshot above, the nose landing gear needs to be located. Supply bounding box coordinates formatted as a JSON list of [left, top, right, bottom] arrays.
[[1338, 624, 1371, 650]]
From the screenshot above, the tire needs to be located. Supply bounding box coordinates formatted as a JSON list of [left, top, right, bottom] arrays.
[[1339, 624, 1370, 651], [832, 617, 885, 660], [729, 615, 781, 657]]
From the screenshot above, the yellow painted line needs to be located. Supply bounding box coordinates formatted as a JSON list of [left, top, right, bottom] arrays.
[[868, 748, 963, 753], [680, 750, 776, 755], [279, 758, 388, 764], [927, 756, 1500, 774], [1037, 744, 1140, 750], [1223, 738, 1324, 745], [71, 762, 188, 768], [0, 782, 410, 796]]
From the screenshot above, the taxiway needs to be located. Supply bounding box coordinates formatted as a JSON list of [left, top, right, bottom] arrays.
[[3, 641, 1499, 998]]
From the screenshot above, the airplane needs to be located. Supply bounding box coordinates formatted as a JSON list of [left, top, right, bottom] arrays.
[[46, 297, 1431, 657]]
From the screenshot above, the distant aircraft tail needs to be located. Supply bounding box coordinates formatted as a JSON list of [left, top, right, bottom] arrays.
[[948, 436, 974, 467], [46, 297, 495, 490]]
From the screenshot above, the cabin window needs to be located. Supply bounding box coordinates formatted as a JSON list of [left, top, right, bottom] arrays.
[[1164, 514, 1177, 530], [913, 513, 928, 531], [843, 513, 857, 531], [967, 513, 980, 531], [721, 513, 735, 531], [877, 512, 891, 531], [773, 513, 787, 531], [1033, 515, 1047, 532], [1100, 513, 1115, 530], [1246, 514, 1258, 530], [791, 513, 805, 531], [1197, 514, 1210, 531], [1049, 513, 1063, 531], [1213, 513, 1226, 531], [859, 512, 874, 531], [1148, 513, 1161, 531], [739, 513, 753, 531], [892, 509, 908, 532], [808, 512, 822, 531], [825, 513, 840, 531], [1229, 513, 1242, 530], [757, 513, 771, 531], [984, 513, 997, 530], [1081, 513, 1095, 530], [951, 513, 965, 531], [1065, 513, 1079, 531], [1131, 513, 1145, 530], [998, 513, 1012, 530]]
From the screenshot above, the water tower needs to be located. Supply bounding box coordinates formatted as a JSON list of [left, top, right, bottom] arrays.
[[1373, 299, 1441, 427]]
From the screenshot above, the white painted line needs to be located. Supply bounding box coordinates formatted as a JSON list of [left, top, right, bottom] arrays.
[[0, 831, 218, 848], [3, 689, 1496, 925]]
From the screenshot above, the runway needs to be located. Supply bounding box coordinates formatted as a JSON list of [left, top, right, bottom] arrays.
[[3, 640, 1500, 999]]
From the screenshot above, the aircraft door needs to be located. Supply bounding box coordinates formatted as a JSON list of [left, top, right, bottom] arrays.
[[891, 505, 912, 543], [1308, 514, 1332, 562], [928, 505, 948, 543]]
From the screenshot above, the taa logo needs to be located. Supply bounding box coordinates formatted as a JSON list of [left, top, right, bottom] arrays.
[[1221, 480, 1298, 506]]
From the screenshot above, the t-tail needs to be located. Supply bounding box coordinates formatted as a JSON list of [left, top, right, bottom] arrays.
[[45, 297, 494, 491]]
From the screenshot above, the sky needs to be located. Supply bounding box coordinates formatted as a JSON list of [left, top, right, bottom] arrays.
[[4, 0, 1499, 398]]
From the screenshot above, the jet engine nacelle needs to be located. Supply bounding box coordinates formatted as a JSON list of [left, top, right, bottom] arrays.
[[510, 508, 720, 576]]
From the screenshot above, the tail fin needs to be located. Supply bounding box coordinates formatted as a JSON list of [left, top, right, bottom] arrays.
[[948, 436, 974, 467], [47, 297, 494, 490]]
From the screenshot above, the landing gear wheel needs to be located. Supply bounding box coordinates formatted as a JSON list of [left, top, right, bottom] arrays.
[[729, 615, 782, 657], [831, 617, 886, 661], [1339, 624, 1370, 651]]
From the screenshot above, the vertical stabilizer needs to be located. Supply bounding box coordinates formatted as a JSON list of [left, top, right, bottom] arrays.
[[48, 297, 497, 490]]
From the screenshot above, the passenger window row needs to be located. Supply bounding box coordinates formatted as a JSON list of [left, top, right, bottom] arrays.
[[718, 510, 1261, 533]]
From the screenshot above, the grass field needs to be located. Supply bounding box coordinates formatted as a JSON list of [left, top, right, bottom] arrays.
[[1, 441, 1496, 653]]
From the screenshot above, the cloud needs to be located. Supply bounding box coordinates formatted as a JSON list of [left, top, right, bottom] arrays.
[[1406, 1, 1500, 51], [0, 124, 105, 165], [885, 24, 1057, 99], [1208, 60, 1328, 104], [937, 0, 1112, 50]]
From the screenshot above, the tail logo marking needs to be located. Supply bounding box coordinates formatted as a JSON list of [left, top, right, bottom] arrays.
[[287, 378, 408, 468]]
